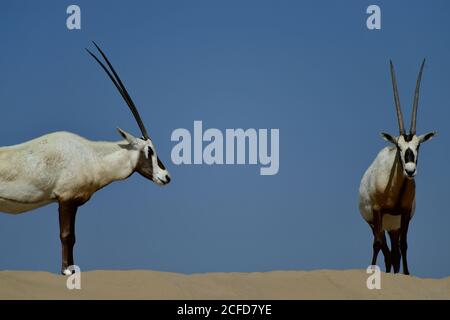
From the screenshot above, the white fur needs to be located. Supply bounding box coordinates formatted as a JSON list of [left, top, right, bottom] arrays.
[[0, 130, 169, 214], [359, 146, 416, 231]]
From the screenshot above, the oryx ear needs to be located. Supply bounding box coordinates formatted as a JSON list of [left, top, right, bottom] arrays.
[[380, 132, 397, 145], [117, 127, 138, 145], [418, 131, 436, 143]]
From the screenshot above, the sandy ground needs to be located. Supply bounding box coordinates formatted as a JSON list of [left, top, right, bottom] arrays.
[[0, 269, 449, 299]]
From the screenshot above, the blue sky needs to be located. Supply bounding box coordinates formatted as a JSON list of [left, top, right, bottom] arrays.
[[0, 1, 449, 278]]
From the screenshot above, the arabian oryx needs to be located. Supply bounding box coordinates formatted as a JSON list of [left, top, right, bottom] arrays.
[[0, 43, 171, 275], [359, 59, 436, 275]]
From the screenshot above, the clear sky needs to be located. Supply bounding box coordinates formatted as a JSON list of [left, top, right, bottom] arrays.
[[0, 1, 449, 278]]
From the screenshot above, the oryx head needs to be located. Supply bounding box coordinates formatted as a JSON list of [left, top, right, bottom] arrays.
[[381, 59, 436, 179], [86, 42, 171, 186]]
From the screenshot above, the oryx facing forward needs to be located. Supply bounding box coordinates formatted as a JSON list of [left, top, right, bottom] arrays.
[[359, 59, 436, 275], [0, 43, 171, 275]]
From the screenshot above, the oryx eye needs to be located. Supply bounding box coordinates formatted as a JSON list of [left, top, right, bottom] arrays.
[[147, 147, 154, 157]]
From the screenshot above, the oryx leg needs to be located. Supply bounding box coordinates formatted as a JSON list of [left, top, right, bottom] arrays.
[[400, 213, 411, 275], [380, 232, 391, 272], [388, 230, 401, 273], [371, 228, 391, 272], [371, 209, 390, 270], [58, 201, 78, 275]]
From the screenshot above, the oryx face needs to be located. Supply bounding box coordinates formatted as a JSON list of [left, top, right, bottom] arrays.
[[382, 132, 435, 179], [88, 42, 171, 186], [381, 59, 436, 179], [117, 128, 171, 185], [136, 137, 171, 186]]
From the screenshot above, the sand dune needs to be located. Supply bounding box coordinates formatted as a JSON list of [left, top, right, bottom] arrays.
[[0, 269, 449, 299]]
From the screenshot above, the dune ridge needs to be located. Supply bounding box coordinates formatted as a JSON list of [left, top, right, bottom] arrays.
[[1, 269, 449, 300]]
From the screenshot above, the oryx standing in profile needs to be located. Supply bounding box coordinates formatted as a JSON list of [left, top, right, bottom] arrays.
[[359, 59, 436, 275], [0, 43, 171, 275]]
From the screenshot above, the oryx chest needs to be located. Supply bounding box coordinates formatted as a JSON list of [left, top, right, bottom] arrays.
[[52, 164, 104, 204], [367, 183, 416, 231], [374, 179, 416, 213], [374, 179, 416, 232]]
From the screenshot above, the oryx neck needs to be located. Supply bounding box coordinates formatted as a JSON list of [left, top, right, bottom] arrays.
[[90, 140, 139, 187]]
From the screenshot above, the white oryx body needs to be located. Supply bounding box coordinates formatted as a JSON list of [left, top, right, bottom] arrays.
[[0, 42, 170, 275], [358, 59, 435, 275], [359, 146, 416, 232], [0, 131, 162, 214]]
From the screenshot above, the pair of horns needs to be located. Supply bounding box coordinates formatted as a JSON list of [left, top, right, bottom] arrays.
[[87, 45, 425, 139], [390, 59, 426, 135], [86, 42, 150, 140]]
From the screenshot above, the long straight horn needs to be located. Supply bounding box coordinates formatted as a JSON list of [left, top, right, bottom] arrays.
[[410, 59, 426, 135], [86, 42, 150, 140], [389, 60, 406, 135]]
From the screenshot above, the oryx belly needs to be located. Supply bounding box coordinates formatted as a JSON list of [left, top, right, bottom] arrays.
[[382, 214, 401, 231], [0, 197, 53, 214], [360, 206, 415, 231], [360, 202, 401, 231], [0, 179, 56, 214]]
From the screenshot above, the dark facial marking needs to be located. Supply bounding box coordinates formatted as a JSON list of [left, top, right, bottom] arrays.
[[147, 147, 154, 158], [405, 148, 415, 163], [157, 157, 166, 170], [403, 133, 414, 142]]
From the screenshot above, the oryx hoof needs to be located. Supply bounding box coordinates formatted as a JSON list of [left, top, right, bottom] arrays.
[[61, 267, 73, 276]]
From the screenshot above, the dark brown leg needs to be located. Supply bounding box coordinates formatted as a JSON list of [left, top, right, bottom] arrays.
[[400, 213, 410, 275], [58, 201, 78, 275], [388, 230, 401, 273], [371, 226, 390, 271], [380, 232, 391, 273], [371, 210, 384, 266]]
